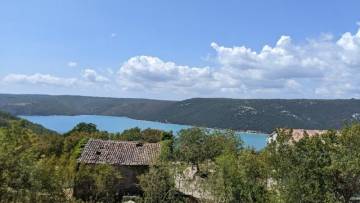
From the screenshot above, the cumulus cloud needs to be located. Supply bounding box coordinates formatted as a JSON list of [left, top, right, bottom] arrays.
[[2, 73, 78, 87], [117, 56, 218, 95], [3, 26, 360, 99], [1, 69, 110, 91], [82, 69, 109, 83], [116, 26, 360, 98]]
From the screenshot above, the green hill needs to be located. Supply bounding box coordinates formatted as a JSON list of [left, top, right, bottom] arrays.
[[0, 94, 174, 119], [0, 110, 58, 135], [1, 94, 360, 132], [156, 98, 360, 132]]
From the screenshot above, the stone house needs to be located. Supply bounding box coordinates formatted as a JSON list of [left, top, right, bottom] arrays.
[[77, 139, 161, 195]]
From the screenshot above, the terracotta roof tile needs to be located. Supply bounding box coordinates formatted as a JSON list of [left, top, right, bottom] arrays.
[[77, 139, 161, 166]]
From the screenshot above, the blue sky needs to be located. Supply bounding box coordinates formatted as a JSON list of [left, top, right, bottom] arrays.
[[1, 0, 360, 100]]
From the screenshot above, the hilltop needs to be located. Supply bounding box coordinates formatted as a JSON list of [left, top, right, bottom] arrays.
[[1, 94, 360, 132]]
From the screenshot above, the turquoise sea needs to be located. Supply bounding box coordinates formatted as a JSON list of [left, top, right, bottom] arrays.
[[20, 115, 268, 150]]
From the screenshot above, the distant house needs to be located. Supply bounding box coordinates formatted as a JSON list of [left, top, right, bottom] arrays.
[[267, 128, 328, 143], [77, 139, 161, 195]]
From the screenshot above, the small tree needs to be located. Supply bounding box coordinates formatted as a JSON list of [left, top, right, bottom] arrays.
[[74, 164, 122, 202], [266, 128, 341, 202], [139, 163, 179, 203], [208, 150, 269, 203], [118, 127, 142, 141], [0, 122, 67, 202], [174, 128, 240, 168], [329, 123, 360, 202], [116, 128, 174, 143], [141, 128, 165, 143], [64, 122, 99, 136]]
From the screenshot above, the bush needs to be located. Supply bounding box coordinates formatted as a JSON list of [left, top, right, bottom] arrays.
[[74, 164, 122, 202]]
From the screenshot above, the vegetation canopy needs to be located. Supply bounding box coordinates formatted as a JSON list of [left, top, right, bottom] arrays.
[[0, 111, 360, 202]]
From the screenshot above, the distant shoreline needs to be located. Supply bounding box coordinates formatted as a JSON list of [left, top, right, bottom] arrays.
[[20, 114, 269, 150], [19, 114, 269, 135], [4, 94, 356, 133]]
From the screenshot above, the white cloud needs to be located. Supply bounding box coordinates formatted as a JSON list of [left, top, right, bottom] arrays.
[[2, 73, 78, 87], [67, 61, 78, 67], [1, 70, 110, 91], [110, 33, 117, 38], [117, 56, 218, 95], [82, 69, 109, 83], [3, 25, 360, 99], [116, 26, 360, 98]]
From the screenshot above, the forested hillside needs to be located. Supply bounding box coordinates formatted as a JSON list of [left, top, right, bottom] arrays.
[[156, 98, 360, 132], [1, 94, 360, 132], [1, 111, 360, 202], [0, 94, 174, 118]]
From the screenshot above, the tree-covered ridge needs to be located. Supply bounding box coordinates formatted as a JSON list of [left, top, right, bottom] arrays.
[[1, 94, 360, 132]]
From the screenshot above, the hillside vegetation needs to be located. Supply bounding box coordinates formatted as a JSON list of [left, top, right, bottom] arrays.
[[0, 111, 179, 202], [0, 110, 58, 135], [1, 94, 360, 132], [1, 111, 360, 202]]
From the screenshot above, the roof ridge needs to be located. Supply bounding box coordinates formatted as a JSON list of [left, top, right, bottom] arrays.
[[89, 139, 161, 145]]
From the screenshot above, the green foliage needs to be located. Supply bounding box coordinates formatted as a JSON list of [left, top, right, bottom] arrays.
[[0, 112, 182, 202], [172, 128, 269, 203], [62, 123, 110, 156], [0, 115, 124, 202], [206, 150, 269, 203], [266, 124, 360, 202], [0, 111, 18, 127], [141, 128, 166, 142], [267, 132, 335, 202], [159, 139, 174, 161], [174, 128, 207, 165], [115, 127, 174, 143], [74, 164, 122, 202], [0, 110, 58, 135], [328, 123, 360, 202], [2, 109, 360, 203], [64, 122, 99, 136], [0, 121, 66, 202], [139, 163, 179, 203], [116, 127, 142, 141], [174, 128, 240, 165]]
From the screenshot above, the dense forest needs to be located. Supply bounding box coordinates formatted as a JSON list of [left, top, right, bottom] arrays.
[[1, 94, 360, 132], [1, 111, 360, 202]]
